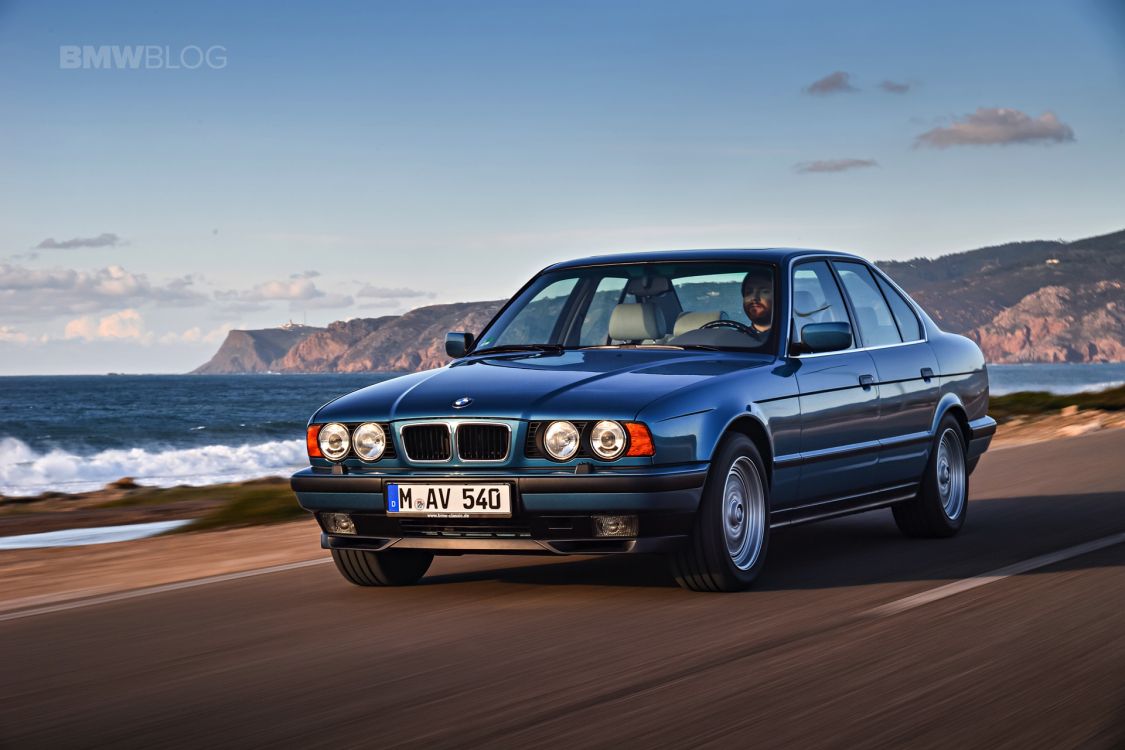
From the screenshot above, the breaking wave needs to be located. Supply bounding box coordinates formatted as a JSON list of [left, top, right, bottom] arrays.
[[989, 379, 1123, 396], [0, 437, 306, 496]]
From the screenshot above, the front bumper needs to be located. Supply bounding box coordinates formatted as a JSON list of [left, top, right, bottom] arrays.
[[291, 464, 707, 555]]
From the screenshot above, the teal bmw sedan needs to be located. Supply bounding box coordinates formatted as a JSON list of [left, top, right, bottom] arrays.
[[291, 249, 995, 591]]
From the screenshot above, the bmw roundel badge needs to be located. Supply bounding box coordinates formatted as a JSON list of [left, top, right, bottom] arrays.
[[452, 396, 473, 409]]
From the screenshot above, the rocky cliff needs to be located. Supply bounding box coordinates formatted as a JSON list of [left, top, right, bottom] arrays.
[[194, 302, 503, 374], [192, 324, 325, 374], [194, 228, 1125, 372]]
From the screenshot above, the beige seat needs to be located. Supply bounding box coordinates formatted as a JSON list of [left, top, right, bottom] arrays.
[[672, 310, 726, 337], [608, 302, 669, 343]]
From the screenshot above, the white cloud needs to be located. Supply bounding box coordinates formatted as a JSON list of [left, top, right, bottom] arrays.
[[0, 263, 205, 321], [158, 323, 232, 345], [915, 107, 1075, 148], [805, 71, 857, 95], [36, 232, 124, 250], [795, 158, 878, 174], [217, 276, 354, 311], [0, 325, 32, 344], [356, 285, 435, 299], [65, 309, 146, 341], [879, 80, 910, 94]]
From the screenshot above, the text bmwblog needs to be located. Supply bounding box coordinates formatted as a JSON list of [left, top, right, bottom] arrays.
[[59, 45, 227, 70]]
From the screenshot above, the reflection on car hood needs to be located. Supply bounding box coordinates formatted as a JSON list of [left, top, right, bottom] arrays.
[[314, 349, 772, 422]]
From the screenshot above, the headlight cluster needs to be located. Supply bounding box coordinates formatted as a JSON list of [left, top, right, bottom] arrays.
[[307, 422, 387, 462], [539, 420, 653, 461]]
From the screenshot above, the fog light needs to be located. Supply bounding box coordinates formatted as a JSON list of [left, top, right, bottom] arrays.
[[592, 514, 638, 538], [323, 513, 356, 535]]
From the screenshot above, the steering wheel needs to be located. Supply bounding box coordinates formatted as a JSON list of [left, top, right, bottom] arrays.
[[700, 319, 763, 338]]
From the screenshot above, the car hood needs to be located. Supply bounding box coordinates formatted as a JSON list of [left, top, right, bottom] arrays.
[[314, 349, 772, 422]]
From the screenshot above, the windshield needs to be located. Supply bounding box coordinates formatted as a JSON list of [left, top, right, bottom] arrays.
[[474, 261, 778, 354]]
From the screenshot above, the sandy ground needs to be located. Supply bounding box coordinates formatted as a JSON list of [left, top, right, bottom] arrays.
[[0, 518, 326, 614], [990, 407, 1125, 448], [0, 410, 1121, 613]]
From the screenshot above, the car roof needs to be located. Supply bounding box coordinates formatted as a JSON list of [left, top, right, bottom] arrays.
[[545, 247, 867, 271]]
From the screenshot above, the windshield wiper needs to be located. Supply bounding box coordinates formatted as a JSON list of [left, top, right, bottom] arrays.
[[469, 344, 567, 356]]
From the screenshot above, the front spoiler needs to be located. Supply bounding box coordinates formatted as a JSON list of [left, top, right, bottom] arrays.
[[322, 532, 687, 556]]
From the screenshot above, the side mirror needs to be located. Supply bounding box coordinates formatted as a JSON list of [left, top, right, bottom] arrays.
[[445, 332, 474, 358], [797, 322, 852, 354]]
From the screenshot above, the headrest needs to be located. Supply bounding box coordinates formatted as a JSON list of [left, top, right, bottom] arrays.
[[624, 276, 672, 297], [673, 310, 726, 336], [793, 291, 819, 317], [609, 303, 667, 341]]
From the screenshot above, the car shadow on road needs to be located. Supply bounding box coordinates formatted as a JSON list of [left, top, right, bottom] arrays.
[[417, 492, 1125, 590]]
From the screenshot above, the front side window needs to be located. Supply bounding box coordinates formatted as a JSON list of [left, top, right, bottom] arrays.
[[833, 262, 902, 348], [475, 261, 779, 353], [791, 261, 853, 350]]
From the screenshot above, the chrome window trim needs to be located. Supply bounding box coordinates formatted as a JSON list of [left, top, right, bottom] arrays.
[[785, 253, 929, 360], [396, 420, 513, 464]]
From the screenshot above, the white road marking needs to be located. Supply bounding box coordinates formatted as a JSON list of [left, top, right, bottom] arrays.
[[0, 558, 332, 623], [868, 531, 1125, 617], [3, 531, 1123, 624]]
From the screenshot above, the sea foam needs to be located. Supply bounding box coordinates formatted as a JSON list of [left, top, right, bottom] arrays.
[[0, 437, 306, 496]]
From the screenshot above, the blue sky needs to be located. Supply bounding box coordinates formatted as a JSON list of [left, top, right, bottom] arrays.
[[1, 0, 1123, 373]]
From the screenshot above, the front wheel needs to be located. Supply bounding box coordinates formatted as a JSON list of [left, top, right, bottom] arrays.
[[331, 548, 433, 586], [893, 416, 968, 538], [669, 434, 770, 592]]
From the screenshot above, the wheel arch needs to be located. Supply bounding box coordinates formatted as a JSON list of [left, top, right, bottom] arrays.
[[932, 393, 971, 446], [717, 412, 774, 488]]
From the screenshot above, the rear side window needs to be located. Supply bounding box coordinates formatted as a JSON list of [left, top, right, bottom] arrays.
[[791, 261, 852, 348], [874, 275, 923, 342], [833, 262, 902, 347]]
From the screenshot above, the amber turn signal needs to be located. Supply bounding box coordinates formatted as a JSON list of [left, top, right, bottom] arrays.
[[306, 425, 323, 458], [623, 422, 655, 456]]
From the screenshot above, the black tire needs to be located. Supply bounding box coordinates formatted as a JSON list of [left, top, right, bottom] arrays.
[[669, 434, 770, 592], [893, 416, 969, 538], [331, 548, 433, 586]]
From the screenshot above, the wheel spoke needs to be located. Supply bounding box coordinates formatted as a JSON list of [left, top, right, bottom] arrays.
[[723, 457, 765, 570], [937, 429, 965, 520]]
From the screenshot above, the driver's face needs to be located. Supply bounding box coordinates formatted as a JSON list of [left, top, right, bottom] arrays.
[[742, 275, 773, 325]]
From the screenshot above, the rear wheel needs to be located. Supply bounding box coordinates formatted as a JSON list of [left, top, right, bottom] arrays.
[[893, 416, 968, 538], [669, 434, 770, 592], [331, 548, 433, 586]]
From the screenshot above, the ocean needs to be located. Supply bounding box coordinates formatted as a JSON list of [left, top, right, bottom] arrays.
[[1, 363, 1122, 496]]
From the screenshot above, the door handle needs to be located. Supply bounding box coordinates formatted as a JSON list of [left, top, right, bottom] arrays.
[[859, 374, 875, 389], [921, 367, 934, 382]]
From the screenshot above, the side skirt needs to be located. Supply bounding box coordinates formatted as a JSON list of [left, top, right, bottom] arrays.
[[769, 482, 918, 528]]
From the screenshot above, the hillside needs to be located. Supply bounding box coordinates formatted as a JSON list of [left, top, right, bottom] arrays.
[[876, 228, 1125, 362], [194, 229, 1125, 372]]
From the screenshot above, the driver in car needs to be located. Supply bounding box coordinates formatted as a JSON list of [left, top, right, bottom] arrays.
[[742, 269, 774, 334]]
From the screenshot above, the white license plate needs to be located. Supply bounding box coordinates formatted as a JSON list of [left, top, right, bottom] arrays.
[[386, 483, 512, 518]]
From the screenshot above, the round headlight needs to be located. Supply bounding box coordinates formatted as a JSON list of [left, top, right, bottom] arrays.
[[543, 420, 580, 461], [352, 422, 386, 462], [318, 422, 350, 461], [590, 420, 626, 460]]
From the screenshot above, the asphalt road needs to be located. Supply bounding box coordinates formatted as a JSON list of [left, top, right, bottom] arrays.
[[2, 431, 1124, 749]]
